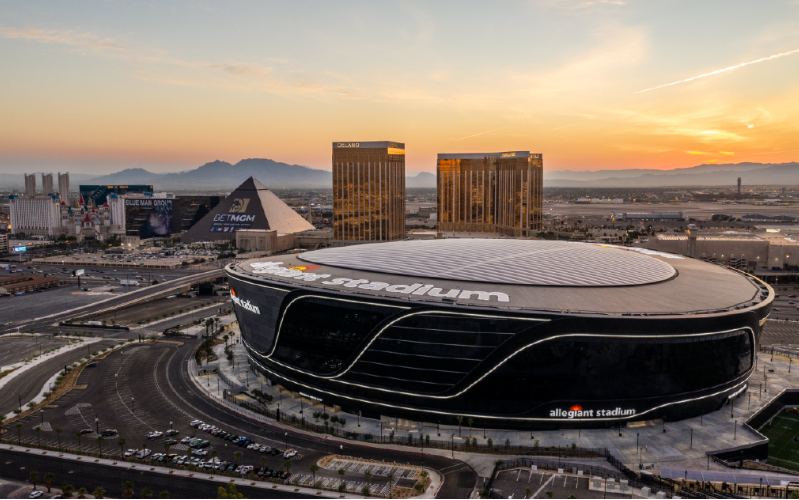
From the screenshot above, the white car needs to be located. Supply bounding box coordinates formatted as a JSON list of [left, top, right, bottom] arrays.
[[29, 492, 43, 499], [192, 449, 208, 456], [246, 443, 258, 450], [136, 449, 152, 459], [283, 449, 298, 459], [189, 420, 203, 427], [124, 449, 138, 457], [147, 431, 163, 439]]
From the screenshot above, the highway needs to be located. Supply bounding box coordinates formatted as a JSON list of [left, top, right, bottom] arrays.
[[0, 268, 225, 335]]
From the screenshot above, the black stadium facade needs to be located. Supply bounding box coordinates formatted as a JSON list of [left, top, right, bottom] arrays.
[[226, 239, 773, 429]]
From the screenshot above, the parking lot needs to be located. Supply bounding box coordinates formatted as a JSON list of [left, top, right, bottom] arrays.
[[489, 468, 630, 499], [0, 336, 71, 367]]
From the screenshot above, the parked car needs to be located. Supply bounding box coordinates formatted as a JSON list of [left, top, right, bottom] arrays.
[[136, 449, 152, 459], [99, 429, 117, 438], [283, 449, 298, 459], [189, 420, 203, 427], [79, 428, 93, 435], [165, 429, 179, 437], [180, 436, 196, 444], [147, 430, 163, 439], [124, 449, 138, 457], [164, 439, 178, 446]]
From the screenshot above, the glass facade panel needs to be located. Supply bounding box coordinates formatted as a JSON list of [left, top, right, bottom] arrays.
[[272, 297, 398, 374]]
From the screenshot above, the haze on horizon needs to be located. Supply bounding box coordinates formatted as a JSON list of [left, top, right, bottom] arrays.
[[1, 0, 798, 175]]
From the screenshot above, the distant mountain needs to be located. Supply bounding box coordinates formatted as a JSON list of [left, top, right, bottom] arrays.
[[545, 162, 799, 187], [85, 158, 334, 190], [406, 172, 436, 188]]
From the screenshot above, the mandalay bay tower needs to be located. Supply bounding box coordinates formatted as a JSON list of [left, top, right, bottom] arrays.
[[333, 141, 406, 242], [437, 151, 543, 237]]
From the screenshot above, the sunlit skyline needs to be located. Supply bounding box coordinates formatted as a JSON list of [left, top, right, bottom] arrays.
[[1, 1, 798, 175]]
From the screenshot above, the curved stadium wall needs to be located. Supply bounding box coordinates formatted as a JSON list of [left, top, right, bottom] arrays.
[[226, 241, 772, 430]]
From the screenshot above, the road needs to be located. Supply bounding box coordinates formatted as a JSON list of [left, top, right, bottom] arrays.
[[0, 448, 313, 499], [0, 339, 118, 416], [0, 268, 224, 335], [3, 340, 476, 498]]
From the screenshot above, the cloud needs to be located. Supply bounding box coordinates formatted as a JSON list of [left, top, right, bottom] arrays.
[[0, 26, 125, 51], [719, 151, 735, 155], [636, 47, 799, 93], [448, 127, 507, 142], [209, 63, 272, 76]]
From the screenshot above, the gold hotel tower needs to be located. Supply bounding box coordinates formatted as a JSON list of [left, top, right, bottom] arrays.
[[333, 141, 406, 242], [437, 151, 543, 237]]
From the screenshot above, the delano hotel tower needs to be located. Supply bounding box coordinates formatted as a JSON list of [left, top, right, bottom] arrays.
[[437, 151, 543, 237], [333, 141, 405, 242]]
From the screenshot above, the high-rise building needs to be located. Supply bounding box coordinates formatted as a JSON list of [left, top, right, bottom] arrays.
[[332, 141, 405, 242], [41, 173, 54, 195], [24, 174, 36, 197], [437, 151, 543, 237], [58, 172, 70, 203]]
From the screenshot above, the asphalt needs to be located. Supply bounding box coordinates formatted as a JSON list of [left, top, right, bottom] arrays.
[[0, 336, 70, 367], [0, 339, 119, 416], [0, 268, 225, 335], [0, 448, 313, 499], [2, 339, 476, 498]]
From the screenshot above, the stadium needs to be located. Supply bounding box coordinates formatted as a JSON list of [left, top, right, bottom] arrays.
[[226, 239, 773, 429]]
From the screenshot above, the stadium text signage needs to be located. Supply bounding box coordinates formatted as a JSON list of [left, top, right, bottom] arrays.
[[550, 406, 636, 419], [231, 289, 261, 314], [249, 261, 510, 302]]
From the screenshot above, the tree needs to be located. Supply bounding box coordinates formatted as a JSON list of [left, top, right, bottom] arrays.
[[260, 456, 267, 480], [284, 459, 292, 475], [55, 428, 62, 450], [29, 471, 39, 490], [61, 484, 75, 498], [97, 436, 104, 457], [93, 486, 106, 498], [361, 486, 370, 497], [338, 468, 346, 483], [142, 487, 152, 499], [217, 482, 244, 499], [414, 481, 424, 493], [338, 482, 346, 494], [159, 491, 170, 499], [16, 423, 22, 445], [545, 491, 554, 499], [456, 416, 463, 437], [122, 480, 134, 498], [478, 488, 490, 498], [525, 487, 532, 499], [467, 417, 474, 438], [364, 470, 372, 482], [163, 442, 171, 455], [386, 473, 395, 497], [118, 436, 126, 458], [44, 473, 55, 493], [76, 431, 82, 453], [310, 463, 319, 482], [234, 451, 242, 465], [76, 487, 87, 498], [34, 426, 42, 447]]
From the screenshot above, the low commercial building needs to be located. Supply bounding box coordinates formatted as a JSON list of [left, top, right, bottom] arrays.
[[0, 275, 61, 295]]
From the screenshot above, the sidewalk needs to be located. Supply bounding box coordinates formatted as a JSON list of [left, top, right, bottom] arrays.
[[199, 329, 799, 478]]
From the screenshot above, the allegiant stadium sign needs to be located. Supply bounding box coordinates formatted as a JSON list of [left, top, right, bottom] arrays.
[[248, 261, 510, 302], [550, 406, 636, 418], [231, 288, 261, 314]]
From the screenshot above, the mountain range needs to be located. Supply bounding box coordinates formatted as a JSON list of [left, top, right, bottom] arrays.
[[1, 159, 796, 191]]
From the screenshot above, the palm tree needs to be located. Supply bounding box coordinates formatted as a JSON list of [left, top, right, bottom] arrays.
[[386, 473, 395, 497], [234, 451, 242, 466], [61, 484, 75, 498], [310, 463, 319, 483], [93, 486, 105, 498], [338, 468, 346, 484], [142, 487, 152, 499], [525, 487, 532, 499], [96, 436, 104, 458], [122, 480, 134, 498], [159, 491, 170, 499], [118, 437, 126, 458], [260, 456, 267, 480], [456, 416, 463, 437], [467, 417, 474, 438], [35, 426, 42, 447], [284, 459, 292, 475], [76, 486, 87, 498], [364, 471, 372, 482], [210, 449, 218, 466], [16, 423, 22, 445], [163, 443, 171, 455], [55, 428, 62, 450], [76, 431, 82, 453], [44, 473, 54, 492], [29, 471, 39, 490]]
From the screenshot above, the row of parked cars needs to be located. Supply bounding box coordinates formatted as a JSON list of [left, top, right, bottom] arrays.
[[188, 419, 297, 458]]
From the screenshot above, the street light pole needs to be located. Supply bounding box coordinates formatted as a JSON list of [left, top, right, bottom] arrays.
[[95, 417, 99, 434]]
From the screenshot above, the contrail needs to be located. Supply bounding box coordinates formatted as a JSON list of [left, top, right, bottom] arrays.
[[448, 127, 506, 141], [636, 48, 799, 93]]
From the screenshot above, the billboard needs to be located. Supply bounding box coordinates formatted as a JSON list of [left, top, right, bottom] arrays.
[[124, 198, 174, 237], [209, 197, 256, 232], [79, 185, 153, 205], [12, 246, 27, 253]]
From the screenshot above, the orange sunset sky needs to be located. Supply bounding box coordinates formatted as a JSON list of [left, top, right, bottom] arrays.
[[1, 1, 798, 175]]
